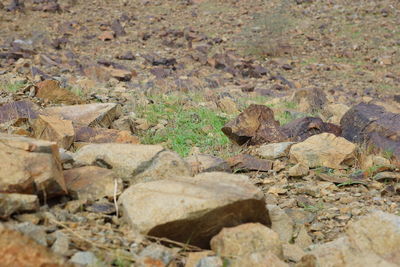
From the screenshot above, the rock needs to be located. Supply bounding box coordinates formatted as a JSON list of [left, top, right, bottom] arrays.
[[35, 80, 82, 104], [281, 117, 341, 142], [185, 154, 231, 175], [0, 100, 38, 124], [63, 166, 122, 201], [196, 256, 223, 267], [32, 115, 75, 149], [373, 172, 400, 181], [12, 222, 47, 246], [324, 103, 350, 125], [69, 251, 104, 266], [137, 244, 174, 267], [289, 133, 356, 169], [51, 231, 70, 256], [267, 205, 294, 243], [132, 150, 191, 185], [111, 115, 136, 133], [0, 193, 39, 219], [282, 244, 305, 262], [0, 133, 67, 198], [109, 67, 133, 81], [255, 142, 295, 159], [341, 103, 400, 161], [294, 226, 313, 249], [222, 104, 287, 146], [229, 252, 288, 267], [185, 251, 214, 267], [74, 126, 139, 144], [43, 103, 119, 128], [291, 88, 327, 113], [210, 223, 283, 259], [288, 163, 309, 177], [119, 172, 270, 248], [98, 31, 114, 41], [227, 154, 273, 172], [74, 143, 165, 181], [0, 227, 69, 267], [217, 97, 239, 114]]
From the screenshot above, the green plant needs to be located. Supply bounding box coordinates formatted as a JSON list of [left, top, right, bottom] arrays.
[[137, 95, 230, 157], [0, 81, 26, 92]]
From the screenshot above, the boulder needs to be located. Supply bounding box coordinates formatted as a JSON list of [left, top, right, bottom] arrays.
[[35, 80, 82, 104], [0, 193, 39, 219], [119, 172, 270, 248], [210, 223, 283, 259], [42, 103, 119, 128], [63, 166, 122, 201], [255, 142, 295, 160], [0, 227, 70, 267], [32, 114, 75, 149], [0, 133, 67, 198], [185, 154, 231, 174], [341, 103, 400, 161], [73, 143, 164, 181], [289, 133, 356, 169], [222, 104, 287, 146], [281, 117, 341, 142]]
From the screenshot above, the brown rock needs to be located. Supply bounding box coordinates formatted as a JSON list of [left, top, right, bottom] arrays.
[[32, 115, 75, 149], [0, 100, 38, 124], [74, 126, 139, 144], [108, 67, 133, 81], [222, 104, 287, 145], [0, 227, 70, 267], [291, 88, 327, 113], [0, 193, 39, 219], [43, 103, 119, 128], [281, 117, 341, 142], [229, 252, 288, 267], [227, 154, 273, 172], [185, 154, 231, 175], [63, 166, 122, 201], [0, 133, 67, 198], [35, 80, 82, 104], [341, 103, 400, 161], [98, 31, 114, 41], [217, 97, 239, 114]]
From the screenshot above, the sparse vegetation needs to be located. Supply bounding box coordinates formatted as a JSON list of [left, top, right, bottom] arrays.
[[0, 81, 26, 92]]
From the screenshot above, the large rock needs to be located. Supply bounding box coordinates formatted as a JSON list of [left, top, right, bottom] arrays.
[[222, 104, 287, 146], [0, 133, 67, 198], [0, 193, 39, 219], [0, 226, 70, 267], [281, 117, 341, 142], [210, 223, 283, 259], [0, 100, 38, 124], [32, 114, 75, 149], [299, 211, 400, 267], [119, 172, 270, 248], [63, 166, 122, 201], [35, 80, 82, 104], [289, 133, 356, 169], [74, 143, 170, 182], [341, 103, 400, 161], [42, 103, 119, 128]]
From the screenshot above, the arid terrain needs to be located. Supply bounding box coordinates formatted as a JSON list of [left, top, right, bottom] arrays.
[[0, 0, 399, 266]]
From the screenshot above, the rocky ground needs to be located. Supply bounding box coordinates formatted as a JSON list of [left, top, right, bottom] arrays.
[[0, 0, 400, 266]]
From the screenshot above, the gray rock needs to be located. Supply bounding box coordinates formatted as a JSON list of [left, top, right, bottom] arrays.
[[69, 251, 104, 266], [51, 231, 70, 256], [12, 222, 47, 246], [185, 154, 231, 174], [0, 193, 39, 219], [255, 142, 295, 160]]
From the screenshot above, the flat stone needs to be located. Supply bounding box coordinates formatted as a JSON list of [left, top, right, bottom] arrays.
[[35, 80, 82, 104], [43, 103, 119, 128], [255, 142, 295, 159], [289, 133, 356, 169], [0, 193, 39, 219], [74, 126, 139, 144], [185, 154, 231, 175], [222, 104, 287, 146], [63, 166, 122, 201], [0, 133, 67, 198], [32, 114, 75, 149], [119, 172, 270, 248], [227, 154, 273, 172], [73, 143, 164, 181]]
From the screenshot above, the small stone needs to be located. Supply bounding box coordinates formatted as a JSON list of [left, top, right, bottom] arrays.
[[227, 154, 273, 172], [256, 142, 295, 159], [69, 251, 103, 266], [51, 231, 70, 256], [267, 205, 294, 243], [0, 193, 39, 219], [185, 154, 231, 175], [32, 115, 75, 149], [282, 244, 305, 262], [288, 163, 309, 177]]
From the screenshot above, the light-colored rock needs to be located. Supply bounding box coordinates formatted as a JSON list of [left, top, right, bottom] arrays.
[[256, 142, 295, 160], [229, 252, 288, 267], [289, 133, 356, 169], [0, 133, 67, 198], [210, 223, 283, 259], [43, 103, 119, 128], [119, 172, 270, 248], [267, 205, 294, 243], [196, 256, 223, 267], [74, 126, 139, 144], [0, 193, 39, 219], [282, 244, 305, 262], [185, 251, 214, 267], [185, 154, 231, 175], [33, 115, 75, 149], [295, 225, 313, 249], [63, 166, 122, 201], [69, 251, 103, 266], [136, 244, 174, 267], [35, 80, 82, 105], [217, 97, 239, 114], [0, 227, 69, 267], [288, 163, 309, 177], [12, 222, 47, 246], [133, 151, 191, 185], [325, 103, 350, 125], [73, 143, 164, 181], [51, 231, 70, 256]]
